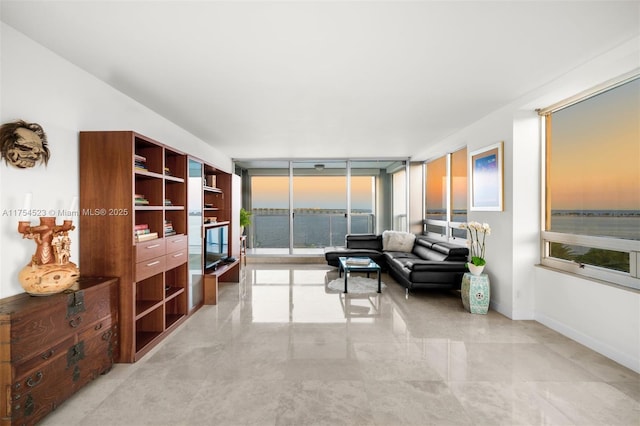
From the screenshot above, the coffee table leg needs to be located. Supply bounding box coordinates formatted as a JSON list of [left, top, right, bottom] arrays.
[[344, 270, 348, 293], [377, 271, 381, 293]]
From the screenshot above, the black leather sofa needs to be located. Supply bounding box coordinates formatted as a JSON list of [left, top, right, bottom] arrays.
[[325, 233, 469, 291]]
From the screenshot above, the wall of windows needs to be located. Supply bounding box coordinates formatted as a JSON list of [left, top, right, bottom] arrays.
[[238, 159, 405, 253], [424, 148, 467, 240], [541, 76, 640, 289]]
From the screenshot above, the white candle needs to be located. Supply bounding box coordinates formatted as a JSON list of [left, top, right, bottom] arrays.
[[68, 196, 78, 219], [23, 192, 32, 221]]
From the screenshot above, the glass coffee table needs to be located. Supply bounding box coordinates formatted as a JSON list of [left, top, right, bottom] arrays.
[[337, 257, 382, 293]]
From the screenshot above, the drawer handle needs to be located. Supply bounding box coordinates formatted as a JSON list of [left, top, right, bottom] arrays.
[[172, 253, 184, 258], [146, 260, 161, 267], [95, 322, 103, 331], [41, 350, 54, 360], [171, 239, 184, 244], [146, 244, 161, 249], [69, 317, 82, 328], [102, 330, 113, 341], [26, 371, 43, 388]]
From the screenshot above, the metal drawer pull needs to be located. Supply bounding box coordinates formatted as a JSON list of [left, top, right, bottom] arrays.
[[172, 253, 184, 258], [95, 322, 103, 331], [171, 239, 184, 244], [69, 317, 82, 328], [26, 371, 43, 387], [41, 350, 54, 360], [146, 260, 161, 267], [146, 244, 161, 249]]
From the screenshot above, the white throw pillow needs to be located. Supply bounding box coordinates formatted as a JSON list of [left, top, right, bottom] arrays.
[[382, 230, 416, 252]]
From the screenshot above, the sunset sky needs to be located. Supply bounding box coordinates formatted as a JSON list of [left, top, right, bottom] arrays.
[[550, 78, 639, 211], [426, 148, 467, 211], [252, 175, 374, 210]]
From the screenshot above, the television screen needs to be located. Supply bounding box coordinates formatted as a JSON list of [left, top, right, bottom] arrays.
[[204, 225, 229, 270]]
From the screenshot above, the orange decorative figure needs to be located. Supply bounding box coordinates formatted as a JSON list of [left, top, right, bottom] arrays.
[[18, 217, 79, 295]]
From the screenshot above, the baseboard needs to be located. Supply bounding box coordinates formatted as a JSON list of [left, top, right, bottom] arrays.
[[535, 313, 640, 373]]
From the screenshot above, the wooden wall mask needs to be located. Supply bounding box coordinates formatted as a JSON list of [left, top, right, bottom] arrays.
[[0, 120, 50, 168]]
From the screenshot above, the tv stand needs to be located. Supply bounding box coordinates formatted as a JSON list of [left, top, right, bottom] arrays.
[[203, 258, 240, 305]]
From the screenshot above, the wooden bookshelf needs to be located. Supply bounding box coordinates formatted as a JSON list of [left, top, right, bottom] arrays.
[[79, 131, 189, 362]]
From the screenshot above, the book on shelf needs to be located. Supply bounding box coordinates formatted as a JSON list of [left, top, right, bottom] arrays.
[[135, 229, 151, 236], [164, 198, 173, 206], [205, 175, 216, 188], [164, 220, 175, 236], [345, 257, 371, 266], [135, 232, 158, 242], [135, 194, 149, 205], [134, 223, 149, 231], [134, 154, 147, 171]]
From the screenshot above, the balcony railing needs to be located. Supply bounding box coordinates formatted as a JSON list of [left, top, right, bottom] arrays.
[[250, 208, 375, 249]]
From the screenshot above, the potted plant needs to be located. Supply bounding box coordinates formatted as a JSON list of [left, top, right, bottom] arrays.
[[459, 221, 491, 275], [239, 208, 252, 235]]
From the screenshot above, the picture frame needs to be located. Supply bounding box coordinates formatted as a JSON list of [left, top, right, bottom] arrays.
[[469, 141, 503, 211]]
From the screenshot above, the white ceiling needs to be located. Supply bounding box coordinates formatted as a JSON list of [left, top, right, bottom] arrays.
[[1, 1, 639, 162]]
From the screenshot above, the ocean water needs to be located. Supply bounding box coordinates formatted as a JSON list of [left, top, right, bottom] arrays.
[[251, 210, 640, 248], [253, 213, 373, 248], [550, 211, 640, 241]]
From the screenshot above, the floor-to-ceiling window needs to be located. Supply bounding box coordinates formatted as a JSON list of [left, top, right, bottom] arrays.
[[250, 167, 290, 254], [237, 159, 406, 254], [293, 161, 347, 252]]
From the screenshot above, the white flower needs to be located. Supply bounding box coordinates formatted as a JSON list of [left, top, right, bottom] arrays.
[[460, 221, 491, 263]]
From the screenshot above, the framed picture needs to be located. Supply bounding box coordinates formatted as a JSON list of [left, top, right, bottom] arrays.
[[469, 142, 503, 211]]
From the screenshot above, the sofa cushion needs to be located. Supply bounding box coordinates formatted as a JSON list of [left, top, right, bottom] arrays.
[[432, 242, 469, 260], [346, 234, 383, 251], [382, 231, 416, 252], [412, 244, 447, 261]]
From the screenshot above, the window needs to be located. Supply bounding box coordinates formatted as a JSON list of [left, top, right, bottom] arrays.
[[541, 76, 640, 289], [424, 148, 467, 239]]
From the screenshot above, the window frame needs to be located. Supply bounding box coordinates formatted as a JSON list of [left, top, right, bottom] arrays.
[[539, 73, 640, 290], [423, 148, 467, 242]]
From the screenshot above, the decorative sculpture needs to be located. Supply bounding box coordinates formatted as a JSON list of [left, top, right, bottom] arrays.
[[18, 216, 79, 295], [0, 120, 50, 168]]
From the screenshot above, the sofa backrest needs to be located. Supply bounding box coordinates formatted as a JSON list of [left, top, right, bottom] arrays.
[[346, 234, 382, 250], [413, 235, 468, 261]]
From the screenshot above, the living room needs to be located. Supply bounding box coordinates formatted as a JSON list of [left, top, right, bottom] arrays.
[[0, 1, 638, 424]]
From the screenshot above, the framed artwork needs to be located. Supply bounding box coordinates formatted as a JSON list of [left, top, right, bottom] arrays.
[[469, 142, 503, 211]]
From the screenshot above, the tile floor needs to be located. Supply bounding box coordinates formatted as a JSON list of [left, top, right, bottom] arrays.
[[42, 264, 639, 426]]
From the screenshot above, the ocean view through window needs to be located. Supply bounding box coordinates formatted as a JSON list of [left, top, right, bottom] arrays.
[[542, 76, 640, 288], [245, 161, 390, 252]]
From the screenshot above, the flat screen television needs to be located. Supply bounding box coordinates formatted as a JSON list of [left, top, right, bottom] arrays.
[[204, 224, 229, 271]]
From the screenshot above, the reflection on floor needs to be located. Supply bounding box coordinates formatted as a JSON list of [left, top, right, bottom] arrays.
[[42, 264, 639, 426]]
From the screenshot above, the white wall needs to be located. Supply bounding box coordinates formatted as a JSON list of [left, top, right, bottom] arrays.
[[536, 268, 640, 372], [0, 24, 232, 298], [413, 36, 640, 372]]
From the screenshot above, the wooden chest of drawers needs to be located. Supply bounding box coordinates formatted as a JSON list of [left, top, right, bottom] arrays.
[[0, 277, 118, 426]]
